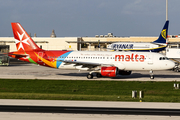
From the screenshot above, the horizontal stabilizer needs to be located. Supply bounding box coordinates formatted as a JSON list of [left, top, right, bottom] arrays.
[[8, 53, 29, 58]]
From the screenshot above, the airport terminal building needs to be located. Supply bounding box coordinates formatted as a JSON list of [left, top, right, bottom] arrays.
[[1, 31, 180, 65], [0, 32, 180, 53]]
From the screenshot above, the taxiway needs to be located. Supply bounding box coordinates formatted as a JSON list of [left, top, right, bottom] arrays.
[[0, 64, 179, 81]]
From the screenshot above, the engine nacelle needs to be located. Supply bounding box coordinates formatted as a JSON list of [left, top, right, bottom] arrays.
[[119, 70, 132, 75], [101, 66, 118, 77]]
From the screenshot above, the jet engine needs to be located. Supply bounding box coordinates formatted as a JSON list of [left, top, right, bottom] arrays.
[[101, 66, 118, 77]]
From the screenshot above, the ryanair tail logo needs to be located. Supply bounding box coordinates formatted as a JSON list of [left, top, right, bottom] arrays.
[[161, 29, 166, 40]]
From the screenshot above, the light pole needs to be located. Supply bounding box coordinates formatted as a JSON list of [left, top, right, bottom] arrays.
[[166, 0, 168, 44], [166, 0, 168, 20]]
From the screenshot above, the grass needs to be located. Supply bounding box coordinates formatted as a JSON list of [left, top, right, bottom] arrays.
[[0, 79, 180, 102]]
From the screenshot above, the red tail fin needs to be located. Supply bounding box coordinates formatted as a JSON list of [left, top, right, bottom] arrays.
[[11, 23, 41, 52]]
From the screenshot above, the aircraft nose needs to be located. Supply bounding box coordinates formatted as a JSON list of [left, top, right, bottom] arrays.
[[167, 61, 175, 69]]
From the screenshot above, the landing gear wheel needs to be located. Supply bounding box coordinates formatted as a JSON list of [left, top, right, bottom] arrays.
[[96, 73, 102, 78], [149, 70, 154, 79], [87, 74, 93, 79]]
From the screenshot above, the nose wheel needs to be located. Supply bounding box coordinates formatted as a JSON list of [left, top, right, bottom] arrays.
[[150, 76, 154, 79], [150, 70, 154, 79]]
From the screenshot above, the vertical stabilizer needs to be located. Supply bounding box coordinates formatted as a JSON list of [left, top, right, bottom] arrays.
[[153, 20, 169, 44], [11, 23, 41, 52]]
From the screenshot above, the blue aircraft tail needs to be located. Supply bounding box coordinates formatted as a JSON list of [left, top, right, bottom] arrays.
[[153, 20, 169, 44]]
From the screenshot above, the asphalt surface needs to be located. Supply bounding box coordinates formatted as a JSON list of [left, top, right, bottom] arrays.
[[0, 63, 180, 81], [0, 105, 180, 116], [1, 105, 180, 116], [1, 99, 180, 119], [1, 63, 180, 119]]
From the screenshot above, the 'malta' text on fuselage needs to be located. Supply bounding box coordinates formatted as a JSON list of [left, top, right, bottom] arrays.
[[115, 54, 145, 62]]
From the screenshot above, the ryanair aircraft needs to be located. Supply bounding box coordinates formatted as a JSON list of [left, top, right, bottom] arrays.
[[107, 21, 169, 52]]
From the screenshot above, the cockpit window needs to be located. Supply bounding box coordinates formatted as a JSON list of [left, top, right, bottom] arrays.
[[159, 57, 169, 60]]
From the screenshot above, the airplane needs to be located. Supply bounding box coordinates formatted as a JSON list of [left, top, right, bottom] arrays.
[[8, 23, 175, 79], [107, 21, 169, 52]]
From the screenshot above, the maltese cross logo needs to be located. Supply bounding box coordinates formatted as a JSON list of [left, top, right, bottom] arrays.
[[15, 31, 30, 50]]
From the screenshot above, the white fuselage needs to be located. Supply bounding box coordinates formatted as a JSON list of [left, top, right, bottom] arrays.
[[107, 42, 166, 51], [58, 51, 175, 71]]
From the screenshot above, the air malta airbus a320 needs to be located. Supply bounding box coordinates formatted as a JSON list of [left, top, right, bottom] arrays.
[[8, 23, 175, 79], [107, 21, 169, 52]]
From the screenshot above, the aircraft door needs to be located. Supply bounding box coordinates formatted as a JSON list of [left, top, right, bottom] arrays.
[[37, 52, 43, 62], [148, 54, 153, 65]]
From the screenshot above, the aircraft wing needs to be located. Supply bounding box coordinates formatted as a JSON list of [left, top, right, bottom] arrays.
[[57, 60, 114, 69]]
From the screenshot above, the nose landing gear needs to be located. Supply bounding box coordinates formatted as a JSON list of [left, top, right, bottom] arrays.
[[150, 70, 154, 79]]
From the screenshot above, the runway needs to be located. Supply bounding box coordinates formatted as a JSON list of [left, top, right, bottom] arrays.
[[0, 63, 180, 81], [1, 105, 180, 116], [1, 99, 180, 120]]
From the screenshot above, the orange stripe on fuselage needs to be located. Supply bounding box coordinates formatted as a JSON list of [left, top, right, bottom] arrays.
[[34, 52, 57, 68]]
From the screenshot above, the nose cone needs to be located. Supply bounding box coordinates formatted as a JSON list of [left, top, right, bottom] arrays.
[[167, 61, 175, 69]]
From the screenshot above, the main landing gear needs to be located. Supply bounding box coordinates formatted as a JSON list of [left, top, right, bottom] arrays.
[[87, 71, 155, 79], [87, 74, 93, 79], [150, 70, 154, 79], [87, 72, 102, 79], [96, 73, 102, 78]]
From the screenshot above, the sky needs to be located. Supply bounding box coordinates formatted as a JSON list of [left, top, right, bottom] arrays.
[[0, 0, 180, 37]]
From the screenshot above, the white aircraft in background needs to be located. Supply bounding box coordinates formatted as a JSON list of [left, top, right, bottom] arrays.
[[107, 21, 169, 52], [8, 22, 174, 79]]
